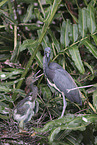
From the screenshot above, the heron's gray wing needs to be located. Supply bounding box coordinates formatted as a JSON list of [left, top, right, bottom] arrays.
[[53, 68, 82, 104], [16, 103, 30, 115], [33, 100, 39, 114], [15, 97, 30, 108]]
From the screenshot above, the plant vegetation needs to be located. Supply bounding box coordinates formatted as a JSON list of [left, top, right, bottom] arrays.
[[0, 0, 97, 144]]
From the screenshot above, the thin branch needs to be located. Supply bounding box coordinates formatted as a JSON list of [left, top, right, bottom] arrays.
[[67, 84, 95, 93], [38, 0, 45, 18], [14, 25, 17, 50]]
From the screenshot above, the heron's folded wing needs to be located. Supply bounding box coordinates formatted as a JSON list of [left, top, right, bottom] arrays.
[[16, 103, 30, 116], [53, 68, 82, 104]]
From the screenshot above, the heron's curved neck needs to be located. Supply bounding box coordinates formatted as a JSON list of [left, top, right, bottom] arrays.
[[29, 84, 38, 99], [30, 83, 34, 91], [43, 55, 50, 75], [32, 88, 38, 99]]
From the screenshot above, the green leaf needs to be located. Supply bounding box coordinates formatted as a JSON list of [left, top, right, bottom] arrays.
[[0, 78, 24, 86], [82, 39, 97, 58], [0, 69, 23, 80], [60, 20, 71, 47], [0, 0, 8, 7], [65, 3, 78, 23], [34, 8, 44, 22], [0, 86, 12, 92], [0, 54, 11, 61], [84, 62, 94, 74], [48, 29, 60, 52], [72, 24, 78, 42], [48, 114, 97, 142], [49, 127, 62, 142], [0, 94, 13, 102], [0, 9, 15, 24], [23, 5, 33, 23], [11, 43, 20, 62], [0, 25, 6, 28], [68, 45, 85, 74], [19, 23, 42, 30], [0, 46, 12, 52], [0, 114, 9, 119], [19, 39, 38, 52], [19, 39, 43, 67], [0, 102, 9, 114], [41, 86, 52, 99], [33, 114, 97, 142], [87, 5, 96, 33], [22, 31, 43, 67], [0, 85, 25, 96], [46, 0, 53, 5], [91, 34, 97, 45], [93, 89, 97, 110], [38, 29, 51, 49], [29, 47, 43, 68], [78, 8, 87, 37], [34, 114, 75, 132]]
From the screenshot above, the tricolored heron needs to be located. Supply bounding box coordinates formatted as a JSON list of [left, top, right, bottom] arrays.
[[13, 72, 42, 132], [43, 47, 82, 118]]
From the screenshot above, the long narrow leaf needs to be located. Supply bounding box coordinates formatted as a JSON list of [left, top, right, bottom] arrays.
[[0, 114, 9, 119], [93, 90, 97, 110], [19, 40, 39, 52], [48, 29, 60, 52], [72, 24, 78, 42], [19, 39, 43, 67], [82, 39, 97, 58], [0, 25, 6, 28], [60, 20, 71, 47], [0, 70, 23, 80], [0, 0, 8, 7], [78, 8, 87, 37], [23, 5, 33, 23], [84, 62, 94, 74], [91, 34, 97, 45], [69, 45, 85, 74], [29, 47, 43, 68], [87, 5, 96, 33], [49, 114, 97, 142]]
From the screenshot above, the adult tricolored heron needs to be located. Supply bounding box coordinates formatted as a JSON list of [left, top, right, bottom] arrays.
[[43, 47, 82, 118], [13, 72, 42, 132]]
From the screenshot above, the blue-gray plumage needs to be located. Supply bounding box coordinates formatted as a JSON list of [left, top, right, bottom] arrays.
[[43, 47, 82, 118]]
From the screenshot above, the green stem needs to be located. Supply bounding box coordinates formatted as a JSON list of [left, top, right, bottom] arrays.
[[8, 0, 13, 16], [38, 0, 45, 17], [14, 25, 17, 50]]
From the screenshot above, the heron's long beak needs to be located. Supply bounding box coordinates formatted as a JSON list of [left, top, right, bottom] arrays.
[[34, 70, 43, 81], [35, 73, 44, 79], [47, 52, 50, 58]]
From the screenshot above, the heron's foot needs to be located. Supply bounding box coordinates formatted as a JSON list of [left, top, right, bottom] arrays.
[[31, 132, 37, 137], [19, 128, 27, 133], [58, 114, 64, 119]]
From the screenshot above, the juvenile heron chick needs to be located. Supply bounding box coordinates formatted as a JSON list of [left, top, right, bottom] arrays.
[[13, 81, 39, 132], [43, 47, 82, 118]]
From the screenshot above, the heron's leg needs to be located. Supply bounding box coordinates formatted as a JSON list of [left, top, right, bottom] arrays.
[[59, 92, 67, 118], [19, 120, 24, 132]]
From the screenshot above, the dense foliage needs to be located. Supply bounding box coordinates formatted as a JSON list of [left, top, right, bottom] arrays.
[[0, 0, 97, 144]]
